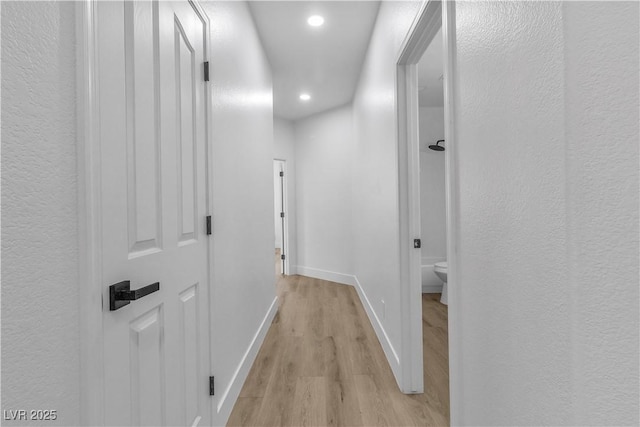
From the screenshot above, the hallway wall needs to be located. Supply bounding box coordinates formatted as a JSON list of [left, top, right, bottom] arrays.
[[201, 1, 278, 424], [352, 0, 423, 379], [562, 2, 639, 422], [454, 2, 571, 423], [453, 1, 639, 424], [293, 105, 354, 283], [1, 2, 80, 425]]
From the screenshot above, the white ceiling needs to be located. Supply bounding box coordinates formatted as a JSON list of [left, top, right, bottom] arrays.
[[248, 1, 381, 121], [417, 28, 444, 107]]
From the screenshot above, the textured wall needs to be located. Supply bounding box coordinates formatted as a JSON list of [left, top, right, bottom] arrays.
[[352, 0, 423, 372], [419, 107, 446, 260], [454, 1, 639, 424], [455, 1, 572, 423], [200, 1, 276, 424], [563, 2, 639, 424], [1, 2, 80, 425], [294, 105, 354, 277]]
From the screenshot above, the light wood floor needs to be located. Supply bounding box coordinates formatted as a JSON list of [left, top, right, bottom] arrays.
[[227, 274, 449, 426]]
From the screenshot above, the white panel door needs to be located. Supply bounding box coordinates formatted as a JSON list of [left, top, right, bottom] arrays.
[[97, 1, 211, 425]]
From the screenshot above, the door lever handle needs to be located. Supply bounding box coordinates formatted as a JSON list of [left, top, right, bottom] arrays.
[[109, 280, 160, 311]]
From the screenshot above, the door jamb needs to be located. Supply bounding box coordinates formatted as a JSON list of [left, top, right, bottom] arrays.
[[274, 159, 290, 275], [396, 0, 461, 423], [187, 1, 215, 423], [76, 1, 104, 424]]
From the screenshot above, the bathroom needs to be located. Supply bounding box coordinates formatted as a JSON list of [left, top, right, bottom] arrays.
[[415, 25, 450, 416], [417, 28, 448, 304]]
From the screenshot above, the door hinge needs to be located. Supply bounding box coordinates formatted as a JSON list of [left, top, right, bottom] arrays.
[[279, 171, 284, 177], [206, 216, 212, 235], [209, 376, 215, 396], [413, 239, 421, 249], [281, 254, 285, 260], [204, 61, 210, 82], [280, 212, 285, 218]]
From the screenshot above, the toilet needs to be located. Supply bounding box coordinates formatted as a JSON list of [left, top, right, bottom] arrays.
[[433, 261, 448, 305]]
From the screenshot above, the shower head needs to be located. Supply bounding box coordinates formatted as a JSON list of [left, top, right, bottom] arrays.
[[428, 140, 445, 151]]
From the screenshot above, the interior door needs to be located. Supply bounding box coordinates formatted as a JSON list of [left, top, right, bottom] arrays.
[[273, 160, 286, 275], [97, 1, 211, 425]]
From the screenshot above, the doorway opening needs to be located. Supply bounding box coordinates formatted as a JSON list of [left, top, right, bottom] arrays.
[[416, 22, 450, 419], [397, 0, 460, 423], [273, 159, 289, 276]]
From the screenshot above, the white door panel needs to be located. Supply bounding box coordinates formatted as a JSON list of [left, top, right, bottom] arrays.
[[97, 1, 211, 425]]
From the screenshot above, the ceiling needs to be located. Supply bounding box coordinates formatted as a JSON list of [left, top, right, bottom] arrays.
[[417, 28, 444, 107], [248, 1, 381, 121]]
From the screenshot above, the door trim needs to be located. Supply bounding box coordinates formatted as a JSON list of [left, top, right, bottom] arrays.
[[274, 159, 289, 275], [76, 1, 104, 424], [396, 0, 462, 423], [186, 0, 216, 423], [76, 2, 214, 424]]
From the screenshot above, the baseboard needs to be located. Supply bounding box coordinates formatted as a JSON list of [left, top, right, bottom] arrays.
[[422, 284, 443, 293], [294, 265, 357, 287], [352, 276, 402, 384], [215, 296, 278, 425]]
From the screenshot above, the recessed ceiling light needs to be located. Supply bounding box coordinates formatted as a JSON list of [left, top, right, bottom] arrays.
[[299, 93, 311, 101], [307, 15, 324, 27]]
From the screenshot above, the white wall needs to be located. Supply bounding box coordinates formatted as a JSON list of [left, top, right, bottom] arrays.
[[1, 2, 81, 425], [274, 117, 297, 268], [352, 0, 423, 378], [419, 107, 446, 260], [562, 2, 638, 424], [454, 2, 571, 422], [294, 105, 355, 283], [453, 1, 639, 425], [201, 1, 277, 424]]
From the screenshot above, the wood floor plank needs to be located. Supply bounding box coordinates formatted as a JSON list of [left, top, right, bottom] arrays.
[[354, 374, 401, 426], [303, 287, 328, 339], [227, 276, 450, 426], [422, 294, 450, 424], [390, 392, 448, 427], [255, 335, 304, 426], [291, 376, 327, 427], [324, 336, 363, 426], [227, 397, 263, 426], [336, 288, 388, 377], [239, 327, 282, 398]]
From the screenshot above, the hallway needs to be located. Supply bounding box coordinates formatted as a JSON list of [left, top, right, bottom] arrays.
[[2, 1, 637, 425], [228, 276, 449, 426]]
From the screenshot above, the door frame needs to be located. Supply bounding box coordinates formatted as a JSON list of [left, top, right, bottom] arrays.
[[396, 0, 461, 423], [274, 159, 290, 275], [76, 1, 214, 424]]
